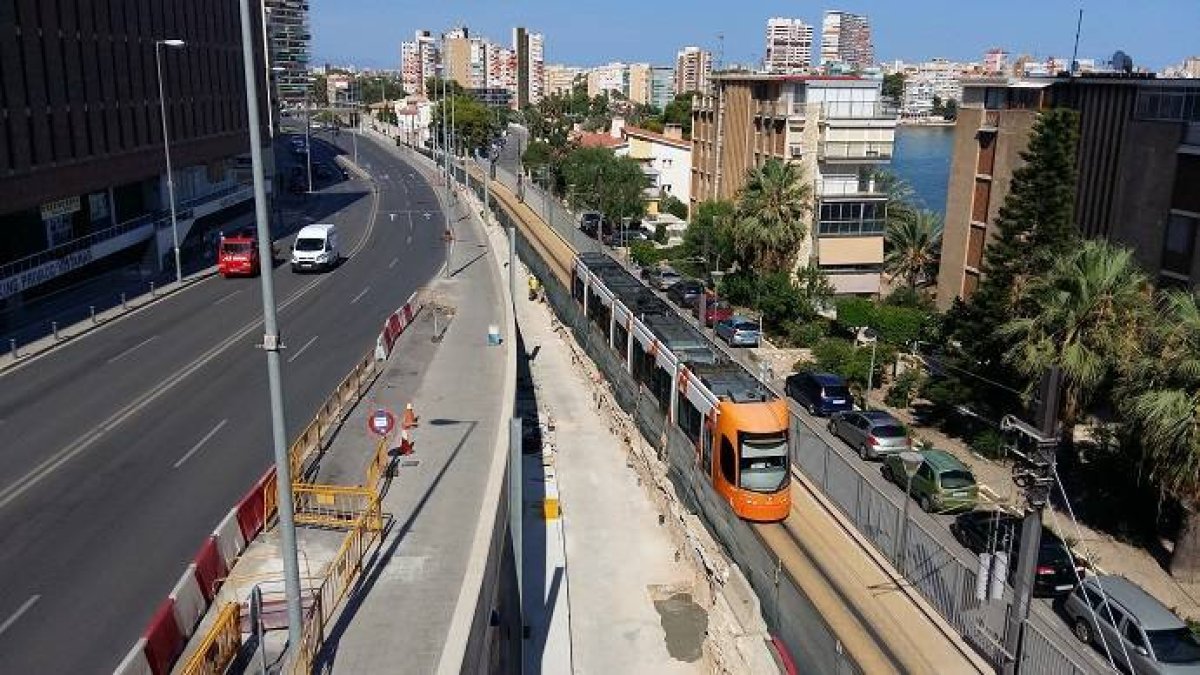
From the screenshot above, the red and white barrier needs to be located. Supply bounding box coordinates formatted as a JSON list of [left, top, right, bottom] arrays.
[[112, 639, 152, 675], [169, 564, 207, 638], [142, 599, 183, 675], [211, 508, 246, 574], [374, 291, 423, 360]]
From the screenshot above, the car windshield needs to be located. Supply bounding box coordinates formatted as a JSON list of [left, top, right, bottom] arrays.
[[872, 424, 907, 438], [1147, 627, 1200, 664], [939, 470, 975, 489], [221, 242, 252, 254], [739, 437, 789, 493], [295, 237, 324, 251], [737, 322, 759, 331], [821, 385, 850, 398]]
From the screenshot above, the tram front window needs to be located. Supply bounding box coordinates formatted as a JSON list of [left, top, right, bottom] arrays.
[[739, 436, 789, 493]]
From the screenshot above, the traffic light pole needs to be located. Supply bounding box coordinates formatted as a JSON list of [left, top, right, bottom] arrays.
[[1001, 366, 1062, 675]]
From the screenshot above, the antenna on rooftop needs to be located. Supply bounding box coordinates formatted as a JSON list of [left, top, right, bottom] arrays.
[[1070, 8, 1083, 75], [716, 32, 724, 70]]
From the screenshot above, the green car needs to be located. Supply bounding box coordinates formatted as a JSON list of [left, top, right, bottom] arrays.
[[882, 449, 979, 513]]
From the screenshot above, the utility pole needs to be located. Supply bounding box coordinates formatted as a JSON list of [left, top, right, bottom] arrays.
[[1000, 366, 1062, 675], [236, 0, 303, 651]]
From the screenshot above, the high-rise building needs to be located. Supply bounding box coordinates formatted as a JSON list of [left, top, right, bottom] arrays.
[[691, 74, 898, 294], [764, 18, 814, 72], [588, 63, 629, 98], [982, 48, 1008, 76], [488, 46, 517, 93], [544, 65, 583, 97], [442, 27, 473, 88], [900, 59, 967, 116], [513, 27, 545, 108], [675, 46, 713, 95], [401, 30, 440, 97], [264, 0, 311, 106], [0, 0, 266, 303], [936, 75, 1200, 306], [628, 63, 653, 105], [650, 66, 676, 109], [820, 11, 873, 69]]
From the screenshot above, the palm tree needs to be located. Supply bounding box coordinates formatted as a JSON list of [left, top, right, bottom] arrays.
[[999, 240, 1150, 435], [871, 169, 918, 227], [731, 159, 813, 273], [1120, 290, 1200, 580], [884, 209, 943, 289]]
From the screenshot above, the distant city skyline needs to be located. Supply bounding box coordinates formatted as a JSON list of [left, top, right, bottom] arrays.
[[311, 1, 1197, 72]]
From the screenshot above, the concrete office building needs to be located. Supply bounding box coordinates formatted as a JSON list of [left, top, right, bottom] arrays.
[[821, 11, 874, 70], [936, 75, 1200, 307], [441, 27, 474, 88], [588, 63, 630, 98], [263, 0, 310, 107], [544, 65, 584, 97], [765, 18, 814, 73], [692, 74, 897, 294], [0, 0, 267, 305], [650, 66, 676, 109], [676, 46, 713, 95], [628, 63, 653, 105], [401, 30, 440, 97]]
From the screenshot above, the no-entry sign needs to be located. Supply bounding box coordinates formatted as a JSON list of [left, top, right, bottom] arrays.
[[368, 408, 395, 437]]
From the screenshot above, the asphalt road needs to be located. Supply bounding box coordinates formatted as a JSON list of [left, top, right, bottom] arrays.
[[0, 130, 446, 673]]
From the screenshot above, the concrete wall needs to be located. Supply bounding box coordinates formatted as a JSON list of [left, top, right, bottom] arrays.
[[1110, 120, 1185, 278]]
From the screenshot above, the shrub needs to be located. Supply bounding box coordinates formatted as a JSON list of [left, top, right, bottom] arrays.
[[873, 304, 928, 347], [654, 221, 668, 244], [810, 337, 895, 389], [719, 272, 758, 307], [785, 320, 829, 348], [885, 368, 924, 408], [835, 297, 875, 330], [756, 272, 806, 328], [630, 241, 668, 267], [884, 285, 933, 310], [970, 429, 1009, 460]]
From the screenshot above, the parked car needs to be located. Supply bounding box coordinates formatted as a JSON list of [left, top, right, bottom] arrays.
[[882, 449, 978, 513], [715, 316, 761, 348], [828, 410, 910, 459], [1065, 575, 1200, 674], [696, 293, 733, 327], [646, 266, 683, 290], [314, 162, 335, 179], [950, 510, 1086, 597], [579, 211, 604, 238], [667, 279, 706, 308], [785, 371, 854, 417]]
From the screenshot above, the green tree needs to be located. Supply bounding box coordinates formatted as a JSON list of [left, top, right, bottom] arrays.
[[730, 158, 813, 273], [950, 108, 1081, 377], [425, 77, 465, 101], [931, 95, 944, 117], [682, 199, 736, 275], [884, 209, 943, 290], [310, 73, 329, 106], [943, 98, 958, 120], [660, 194, 688, 220], [560, 146, 647, 224], [872, 169, 918, 225], [1000, 240, 1150, 441], [522, 140, 554, 174], [1120, 290, 1200, 579], [882, 72, 905, 100], [431, 94, 502, 154]]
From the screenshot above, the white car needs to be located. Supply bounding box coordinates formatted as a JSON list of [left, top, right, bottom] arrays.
[[291, 223, 340, 272]]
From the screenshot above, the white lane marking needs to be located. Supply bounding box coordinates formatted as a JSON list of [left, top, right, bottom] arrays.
[[406, 235, 413, 245], [287, 335, 319, 363], [213, 290, 242, 305], [173, 419, 228, 469], [0, 595, 40, 638], [388, 257, 398, 269], [107, 336, 158, 363], [351, 286, 370, 304]]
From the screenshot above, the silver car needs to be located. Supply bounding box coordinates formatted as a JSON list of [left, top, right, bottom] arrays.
[[827, 410, 910, 460], [715, 316, 760, 347], [1066, 575, 1200, 674]]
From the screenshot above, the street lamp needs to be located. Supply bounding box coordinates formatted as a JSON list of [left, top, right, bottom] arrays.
[[154, 39, 186, 285], [862, 327, 879, 408], [895, 450, 925, 574]]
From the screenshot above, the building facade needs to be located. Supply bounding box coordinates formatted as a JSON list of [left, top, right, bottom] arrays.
[[820, 11, 873, 70], [676, 47, 713, 95], [588, 63, 629, 98], [628, 63, 653, 105], [650, 66, 676, 109], [936, 75, 1200, 307], [264, 0, 310, 107], [401, 30, 439, 97], [0, 0, 266, 303], [691, 74, 897, 294], [764, 18, 814, 73], [513, 27, 545, 108], [544, 65, 583, 97], [621, 126, 693, 213], [901, 59, 966, 116]]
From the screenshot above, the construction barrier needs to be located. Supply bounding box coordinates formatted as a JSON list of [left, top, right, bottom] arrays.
[[142, 598, 183, 675], [292, 483, 382, 531], [192, 538, 228, 603], [210, 509, 246, 577], [178, 603, 242, 675], [235, 467, 276, 542], [364, 434, 392, 488], [112, 639, 152, 675], [169, 565, 207, 638], [374, 291, 423, 360]]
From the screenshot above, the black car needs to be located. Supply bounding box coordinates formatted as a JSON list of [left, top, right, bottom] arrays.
[[579, 212, 605, 238], [785, 371, 853, 416], [666, 279, 705, 308], [950, 510, 1085, 597]]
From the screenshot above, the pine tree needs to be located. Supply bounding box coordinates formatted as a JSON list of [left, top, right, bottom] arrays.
[[948, 108, 1080, 386]]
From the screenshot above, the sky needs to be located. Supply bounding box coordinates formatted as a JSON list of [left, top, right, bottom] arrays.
[[311, 1, 1199, 71]]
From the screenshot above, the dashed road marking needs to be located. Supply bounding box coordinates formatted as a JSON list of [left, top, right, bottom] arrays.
[[173, 419, 228, 469]]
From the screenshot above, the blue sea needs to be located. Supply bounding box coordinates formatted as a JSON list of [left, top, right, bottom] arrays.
[[890, 126, 955, 216]]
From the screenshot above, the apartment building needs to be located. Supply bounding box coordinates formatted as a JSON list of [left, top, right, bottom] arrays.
[[0, 0, 266, 304], [401, 30, 439, 96], [264, 0, 310, 107], [764, 18, 814, 73], [629, 64, 653, 105], [936, 75, 1200, 307], [982, 48, 1008, 76], [691, 74, 897, 294], [514, 27, 545, 108], [901, 59, 967, 116], [650, 67, 676, 109], [618, 125, 693, 216], [821, 11, 874, 70], [588, 63, 630, 98], [676, 47, 713, 95], [442, 27, 474, 88], [544, 65, 583, 97]]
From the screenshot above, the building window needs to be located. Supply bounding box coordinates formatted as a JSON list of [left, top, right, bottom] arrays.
[[1161, 212, 1197, 278], [963, 270, 980, 297], [967, 225, 986, 269], [818, 201, 886, 236]]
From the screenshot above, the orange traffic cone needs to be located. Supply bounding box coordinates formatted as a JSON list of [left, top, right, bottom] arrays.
[[401, 403, 419, 429], [398, 428, 415, 456]]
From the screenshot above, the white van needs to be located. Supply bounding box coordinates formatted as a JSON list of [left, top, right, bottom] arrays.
[[291, 223, 340, 272]]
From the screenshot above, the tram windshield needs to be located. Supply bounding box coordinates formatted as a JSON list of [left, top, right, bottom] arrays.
[[739, 436, 789, 493]]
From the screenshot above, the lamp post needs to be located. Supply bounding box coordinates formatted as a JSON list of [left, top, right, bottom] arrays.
[[894, 450, 925, 575], [304, 84, 313, 193], [863, 327, 879, 409], [154, 39, 186, 285], [236, 0, 303, 651]]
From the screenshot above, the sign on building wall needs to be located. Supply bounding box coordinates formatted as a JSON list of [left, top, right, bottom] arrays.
[[40, 195, 81, 221]]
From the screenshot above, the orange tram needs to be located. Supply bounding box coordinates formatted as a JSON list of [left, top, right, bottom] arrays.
[[572, 252, 791, 522]]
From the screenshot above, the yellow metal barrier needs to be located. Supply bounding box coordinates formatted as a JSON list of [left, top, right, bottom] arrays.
[[363, 434, 392, 488], [292, 483, 382, 531], [180, 602, 242, 675]]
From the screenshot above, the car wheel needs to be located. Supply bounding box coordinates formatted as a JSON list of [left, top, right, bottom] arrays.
[[826, 421, 837, 436], [1072, 618, 1092, 645], [881, 464, 894, 483], [919, 494, 933, 512], [806, 401, 816, 415], [858, 444, 870, 460]]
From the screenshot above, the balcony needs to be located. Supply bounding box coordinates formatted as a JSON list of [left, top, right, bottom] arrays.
[[755, 99, 790, 118], [819, 141, 894, 162], [821, 101, 899, 121], [980, 110, 1000, 131]]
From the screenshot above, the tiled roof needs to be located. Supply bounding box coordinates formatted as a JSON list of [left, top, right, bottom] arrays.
[[622, 126, 690, 150], [575, 132, 626, 149]]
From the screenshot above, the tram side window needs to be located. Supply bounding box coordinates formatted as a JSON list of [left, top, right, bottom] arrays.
[[720, 437, 737, 486], [651, 367, 671, 411], [613, 322, 629, 363], [632, 340, 654, 385], [678, 397, 702, 442], [573, 277, 585, 302]]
